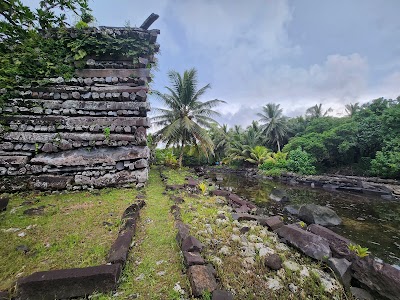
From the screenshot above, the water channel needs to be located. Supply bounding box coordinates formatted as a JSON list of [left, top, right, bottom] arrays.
[[209, 170, 400, 266]]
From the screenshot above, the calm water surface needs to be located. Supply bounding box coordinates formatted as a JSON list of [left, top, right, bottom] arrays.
[[210, 171, 400, 266]]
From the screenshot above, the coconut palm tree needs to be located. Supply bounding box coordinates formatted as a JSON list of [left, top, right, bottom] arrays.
[[306, 103, 333, 119], [152, 68, 225, 167], [209, 123, 230, 162], [257, 103, 288, 152], [345, 102, 360, 117]]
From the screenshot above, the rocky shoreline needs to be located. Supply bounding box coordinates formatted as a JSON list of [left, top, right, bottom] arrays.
[[189, 166, 400, 299], [202, 166, 400, 200]]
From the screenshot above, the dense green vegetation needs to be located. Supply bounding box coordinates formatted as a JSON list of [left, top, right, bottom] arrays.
[[0, 0, 157, 108], [153, 96, 400, 179]]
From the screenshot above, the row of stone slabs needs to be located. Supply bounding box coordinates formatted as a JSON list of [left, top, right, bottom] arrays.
[[168, 197, 234, 299], [0, 196, 146, 300]]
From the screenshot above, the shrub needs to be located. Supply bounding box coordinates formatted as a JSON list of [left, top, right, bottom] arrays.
[[370, 139, 400, 179], [286, 147, 316, 175]]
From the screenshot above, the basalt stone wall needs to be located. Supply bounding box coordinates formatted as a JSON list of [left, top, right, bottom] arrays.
[[0, 27, 159, 192]]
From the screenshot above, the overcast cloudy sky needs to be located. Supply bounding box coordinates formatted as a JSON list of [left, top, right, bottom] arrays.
[[26, 0, 400, 127]]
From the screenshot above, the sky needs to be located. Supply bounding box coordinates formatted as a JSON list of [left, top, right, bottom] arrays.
[[24, 0, 400, 127]]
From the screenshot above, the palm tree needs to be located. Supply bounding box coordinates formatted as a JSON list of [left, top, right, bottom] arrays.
[[306, 103, 333, 119], [345, 102, 360, 117], [209, 123, 230, 162], [152, 68, 225, 167], [246, 146, 271, 166], [257, 103, 288, 152]]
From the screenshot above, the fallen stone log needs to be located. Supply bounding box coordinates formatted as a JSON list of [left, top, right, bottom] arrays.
[[17, 264, 121, 300], [275, 224, 331, 260]]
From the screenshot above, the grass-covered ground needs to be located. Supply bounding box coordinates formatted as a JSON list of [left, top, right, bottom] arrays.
[[0, 188, 137, 292], [90, 168, 189, 300], [1, 168, 356, 299]]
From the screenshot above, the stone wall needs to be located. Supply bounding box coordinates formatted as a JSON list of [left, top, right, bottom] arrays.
[[0, 26, 159, 192]]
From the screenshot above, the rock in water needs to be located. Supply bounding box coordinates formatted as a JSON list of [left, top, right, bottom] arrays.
[[269, 188, 289, 202], [298, 204, 342, 226]]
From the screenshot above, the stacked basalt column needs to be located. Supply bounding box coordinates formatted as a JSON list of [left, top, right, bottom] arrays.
[[0, 27, 159, 192]]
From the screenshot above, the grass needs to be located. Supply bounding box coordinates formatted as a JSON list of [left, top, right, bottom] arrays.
[[0, 188, 137, 292], [90, 168, 189, 299]]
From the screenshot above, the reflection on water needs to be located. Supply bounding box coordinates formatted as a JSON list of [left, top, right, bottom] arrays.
[[211, 171, 400, 266]]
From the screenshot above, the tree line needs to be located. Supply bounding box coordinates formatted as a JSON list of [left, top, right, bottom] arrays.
[[152, 69, 400, 179]]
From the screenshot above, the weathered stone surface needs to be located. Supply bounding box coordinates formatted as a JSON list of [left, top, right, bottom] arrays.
[[17, 264, 121, 300], [0, 155, 29, 166], [76, 68, 150, 78], [327, 257, 352, 289], [212, 290, 234, 300], [283, 205, 301, 215], [211, 190, 230, 197], [231, 213, 259, 222], [187, 265, 218, 297], [307, 224, 352, 258], [264, 254, 282, 270], [107, 229, 134, 265], [65, 116, 150, 128], [352, 256, 400, 300], [75, 169, 148, 187], [259, 215, 284, 231], [235, 205, 251, 213], [228, 194, 256, 209], [298, 204, 342, 226], [269, 188, 289, 202], [0, 291, 9, 300], [23, 206, 45, 216], [0, 197, 9, 212], [32, 147, 149, 166], [176, 221, 190, 246], [349, 287, 374, 300], [30, 175, 73, 190], [275, 224, 331, 260], [182, 236, 204, 253], [183, 251, 205, 267], [186, 177, 199, 187]]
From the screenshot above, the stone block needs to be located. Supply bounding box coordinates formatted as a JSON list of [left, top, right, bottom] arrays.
[[352, 256, 400, 300], [182, 236, 204, 253], [187, 265, 218, 297], [17, 264, 121, 300], [183, 251, 205, 267], [176, 221, 190, 246], [275, 224, 331, 260], [107, 229, 134, 265], [307, 224, 352, 258], [228, 194, 256, 209], [327, 257, 352, 289], [259, 215, 284, 231], [0, 197, 9, 212]]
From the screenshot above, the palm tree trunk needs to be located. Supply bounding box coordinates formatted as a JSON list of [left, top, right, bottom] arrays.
[[178, 139, 184, 168], [277, 140, 281, 152]]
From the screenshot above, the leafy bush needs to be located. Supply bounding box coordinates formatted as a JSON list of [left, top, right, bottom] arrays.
[[370, 139, 400, 178], [286, 147, 316, 175], [154, 148, 178, 167], [262, 168, 285, 177]]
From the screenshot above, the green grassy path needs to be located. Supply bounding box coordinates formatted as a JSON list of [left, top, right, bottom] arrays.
[[97, 168, 188, 299]]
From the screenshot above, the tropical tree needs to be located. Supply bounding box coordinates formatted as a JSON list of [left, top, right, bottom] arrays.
[[209, 123, 230, 162], [306, 103, 333, 119], [345, 102, 360, 117], [246, 146, 271, 166], [224, 121, 264, 164], [257, 103, 288, 152], [152, 68, 225, 167]]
